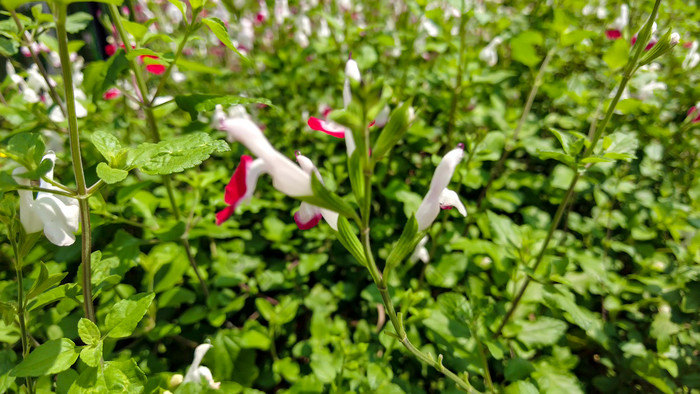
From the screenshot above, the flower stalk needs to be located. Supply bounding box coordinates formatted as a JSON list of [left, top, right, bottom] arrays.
[[108, 4, 209, 298], [55, 3, 95, 323], [494, 0, 663, 337]]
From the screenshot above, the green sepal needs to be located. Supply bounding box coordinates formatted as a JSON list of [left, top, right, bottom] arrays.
[[385, 215, 420, 274], [299, 172, 359, 223], [639, 29, 678, 67], [372, 99, 413, 162], [336, 216, 367, 267], [348, 149, 365, 210]]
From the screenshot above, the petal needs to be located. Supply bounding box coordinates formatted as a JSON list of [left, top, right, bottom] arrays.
[[345, 59, 361, 82], [415, 145, 464, 231], [184, 344, 213, 383], [320, 208, 339, 230], [12, 167, 44, 234], [307, 117, 346, 138], [267, 152, 312, 197], [224, 155, 254, 206], [215, 206, 235, 226], [33, 195, 77, 246], [219, 118, 277, 159], [294, 202, 322, 230], [146, 64, 166, 74], [439, 188, 467, 217]]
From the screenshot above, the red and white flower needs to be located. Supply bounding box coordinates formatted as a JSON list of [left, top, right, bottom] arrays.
[[415, 144, 467, 231], [216, 118, 312, 225], [605, 4, 628, 40], [294, 152, 339, 230]]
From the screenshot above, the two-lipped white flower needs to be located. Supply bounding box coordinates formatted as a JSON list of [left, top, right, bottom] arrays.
[[294, 152, 339, 230], [12, 152, 80, 246], [415, 145, 467, 231], [216, 118, 312, 225], [479, 37, 503, 67], [410, 236, 430, 263], [183, 343, 220, 389]]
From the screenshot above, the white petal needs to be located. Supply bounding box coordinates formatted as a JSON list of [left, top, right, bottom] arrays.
[[343, 78, 352, 108], [220, 118, 276, 159], [344, 128, 356, 156], [184, 344, 213, 383], [296, 202, 321, 224], [240, 158, 268, 206], [410, 236, 430, 263], [439, 188, 467, 217], [345, 59, 361, 82], [320, 208, 339, 230], [267, 152, 312, 197], [415, 147, 464, 231], [33, 195, 77, 246], [12, 167, 44, 234]]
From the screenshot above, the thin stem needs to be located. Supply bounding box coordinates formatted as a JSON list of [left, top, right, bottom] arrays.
[[108, 4, 208, 297], [55, 4, 95, 323], [477, 47, 555, 208], [495, 0, 662, 337], [149, 8, 200, 105], [12, 240, 34, 394], [475, 333, 494, 392], [10, 185, 76, 199], [10, 11, 67, 119], [445, 5, 468, 149]]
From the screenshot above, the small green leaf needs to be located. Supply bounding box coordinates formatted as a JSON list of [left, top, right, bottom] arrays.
[[104, 293, 155, 338], [96, 163, 129, 184], [11, 339, 79, 377], [26, 263, 67, 300], [0, 35, 19, 56], [91, 131, 124, 163], [202, 17, 249, 62], [255, 298, 276, 323], [120, 18, 147, 42], [64, 12, 92, 33], [174, 94, 272, 118], [77, 318, 100, 345], [603, 38, 630, 70], [336, 216, 367, 267], [4, 132, 46, 171], [516, 316, 568, 348], [511, 31, 543, 67], [373, 100, 412, 161], [385, 215, 420, 272], [79, 342, 102, 368], [127, 133, 230, 175]]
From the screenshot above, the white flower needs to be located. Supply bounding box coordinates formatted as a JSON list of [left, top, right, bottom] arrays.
[[479, 37, 502, 67], [415, 145, 466, 231], [12, 152, 80, 246], [410, 236, 430, 263], [610, 4, 629, 31], [637, 81, 666, 101], [294, 152, 339, 230], [183, 344, 220, 390]]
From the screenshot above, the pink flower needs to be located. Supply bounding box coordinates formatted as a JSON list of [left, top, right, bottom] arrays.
[[103, 88, 121, 100], [606, 29, 622, 40]]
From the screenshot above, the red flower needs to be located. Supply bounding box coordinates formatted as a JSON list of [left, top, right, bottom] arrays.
[[105, 44, 116, 56], [103, 88, 121, 100], [606, 29, 622, 40]]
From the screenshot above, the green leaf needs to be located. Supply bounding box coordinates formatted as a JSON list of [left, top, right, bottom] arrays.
[[373, 100, 412, 161], [560, 30, 596, 47], [104, 293, 155, 338], [0, 0, 32, 10], [0, 35, 18, 56], [347, 150, 365, 209], [77, 318, 100, 345], [298, 254, 329, 276], [516, 316, 567, 348], [174, 94, 272, 118], [124, 48, 162, 61], [96, 163, 129, 184], [120, 18, 147, 42], [511, 31, 543, 67], [336, 216, 367, 267], [127, 132, 230, 175], [4, 132, 46, 171], [26, 263, 62, 301], [385, 215, 420, 272], [505, 381, 539, 394], [11, 339, 79, 377], [79, 342, 102, 368], [603, 38, 630, 70], [255, 298, 276, 323], [202, 17, 249, 62], [65, 12, 92, 33], [176, 58, 225, 75]]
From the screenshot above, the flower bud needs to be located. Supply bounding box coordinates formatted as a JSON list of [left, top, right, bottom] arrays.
[[639, 29, 680, 67]]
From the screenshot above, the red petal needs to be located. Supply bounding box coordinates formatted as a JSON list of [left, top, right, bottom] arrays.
[[308, 117, 345, 138], [215, 206, 234, 225], [294, 211, 322, 230], [105, 44, 116, 56], [146, 64, 166, 75], [605, 29, 622, 40], [103, 88, 121, 100], [224, 155, 253, 207], [369, 120, 376, 127], [645, 41, 656, 51]]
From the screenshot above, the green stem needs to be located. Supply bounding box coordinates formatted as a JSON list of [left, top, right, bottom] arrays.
[[477, 47, 555, 208], [108, 5, 209, 298], [56, 4, 95, 323], [149, 9, 200, 105], [11, 185, 76, 199], [10, 10, 67, 119], [475, 334, 494, 392], [12, 241, 34, 394], [445, 4, 468, 149], [495, 0, 662, 337]]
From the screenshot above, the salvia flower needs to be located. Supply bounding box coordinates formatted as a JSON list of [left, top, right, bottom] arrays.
[[415, 145, 467, 231], [217, 118, 312, 225], [410, 236, 430, 263], [682, 41, 699, 70], [12, 152, 80, 246], [307, 113, 356, 155], [479, 37, 503, 67], [183, 344, 220, 390], [294, 152, 339, 230], [605, 4, 628, 40]]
